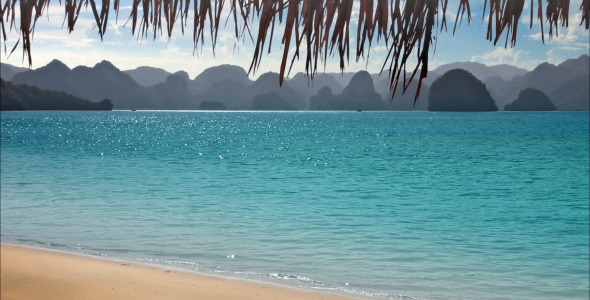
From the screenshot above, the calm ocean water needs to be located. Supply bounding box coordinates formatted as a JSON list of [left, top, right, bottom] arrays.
[[1, 111, 588, 299]]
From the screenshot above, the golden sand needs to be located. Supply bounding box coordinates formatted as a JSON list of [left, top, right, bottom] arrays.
[[1, 243, 357, 300]]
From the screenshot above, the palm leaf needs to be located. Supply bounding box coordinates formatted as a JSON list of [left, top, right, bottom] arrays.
[[1, 0, 588, 101]]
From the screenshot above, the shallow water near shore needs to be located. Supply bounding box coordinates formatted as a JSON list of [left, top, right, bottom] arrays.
[[1, 111, 589, 300]]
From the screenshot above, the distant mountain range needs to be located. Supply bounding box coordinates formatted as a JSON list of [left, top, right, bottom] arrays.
[[1, 55, 588, 111]]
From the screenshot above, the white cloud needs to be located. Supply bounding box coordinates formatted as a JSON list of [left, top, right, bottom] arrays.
[[3, 0, 586, 78], [470, 47, 525, 65], [547, 12, 589, 48], [526, 11, 589, 47], [546, 44, 588, 66], [528, 32, 543, 41], [350, 1, 359, 24]]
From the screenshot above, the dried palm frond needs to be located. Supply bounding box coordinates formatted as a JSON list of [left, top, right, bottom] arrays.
[[484, 0, 525, 47], [2, 0, 51, 66], [582, 0, 589, 28], [1, 0, 588, 101], [546, 0, 569, 38]]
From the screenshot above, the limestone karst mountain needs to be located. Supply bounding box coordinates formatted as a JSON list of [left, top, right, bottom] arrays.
[[3, 55, 588, 111], [504, 88, 557, 111], [310, 71, 386, 111], [485, 55, 589, 110], [432, 61, 527, 82], [549, 74, 590, 111], [11, 60, 160, 109], [123, 66, 171, 87], [1, 78, 112, 111], [428, 69, 498, 111], [287, 72, 344, 106], [148, 72, 197, 109], [189, 64, 252, 95], [1, 63, 29, 81], [239, 72, 306, 110]]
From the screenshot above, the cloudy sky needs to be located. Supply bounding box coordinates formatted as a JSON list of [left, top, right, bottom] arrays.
[[1, 0, 588, 79]]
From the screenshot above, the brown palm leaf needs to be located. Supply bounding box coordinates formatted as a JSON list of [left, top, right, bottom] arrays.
[[582, 0, 589, 28], [1, 0, 588, 101], [546, 0, 569, 38]]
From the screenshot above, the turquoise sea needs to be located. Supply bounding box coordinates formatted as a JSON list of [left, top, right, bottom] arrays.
[[1, 111, 588, 299]]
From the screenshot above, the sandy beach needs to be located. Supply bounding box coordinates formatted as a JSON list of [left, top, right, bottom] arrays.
[[1, 243, 357, 300]]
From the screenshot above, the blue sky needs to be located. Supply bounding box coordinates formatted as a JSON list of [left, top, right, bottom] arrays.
[[1, 0, 588, 79]]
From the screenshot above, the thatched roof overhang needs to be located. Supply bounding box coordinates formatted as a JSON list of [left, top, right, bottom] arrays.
[[1, 0, 588, 101]]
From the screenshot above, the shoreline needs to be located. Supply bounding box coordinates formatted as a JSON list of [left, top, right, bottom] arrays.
[[1, 243, 360, 300]]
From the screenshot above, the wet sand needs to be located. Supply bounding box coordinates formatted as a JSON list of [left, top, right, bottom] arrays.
[[1, 243, 357, 300]]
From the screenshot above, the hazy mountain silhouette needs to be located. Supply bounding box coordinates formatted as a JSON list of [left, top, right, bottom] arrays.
[[310, 86, 337, 110], [199, 101, 227, 110], [189, 64, 252, 95], [173, 70, 190, 81], [549, 74, 590, 111], [3, 55, 587, 111], [382, 80, 430, 111], [12, 59, 76, 92], [238, 72, 305, 110], [69, 60, 161, 109], [421, 70, 442, 87], [123, 66, 171, 87], [194, 71, 305, 110], [521, 63, 561, 93], [488, 64, 529, 80], [196, 79, 247, 110], [252, 92, 296, 110], [0, 64, 16, 81], [522, 55, 589, 94], [287, 72, 344, 106], [1, 79, 112, 111], [504, 88, 556, 111], [483, 76, 520, 109], [310, 71, 386, 110], [373, 70, 437, 106], [427, 61, 528, 109], [340, 71, 386, 110], [486, 54, 589, 109], [433, 61, 527, 81], [557, 54, 590, 75], [11, 60, 160, 109], [1, 63, 29, 81], [428, 69, 498, 111], [148, 72, 197, 109], [373, 70, 410, 97], [326, 72, 358, 87]]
